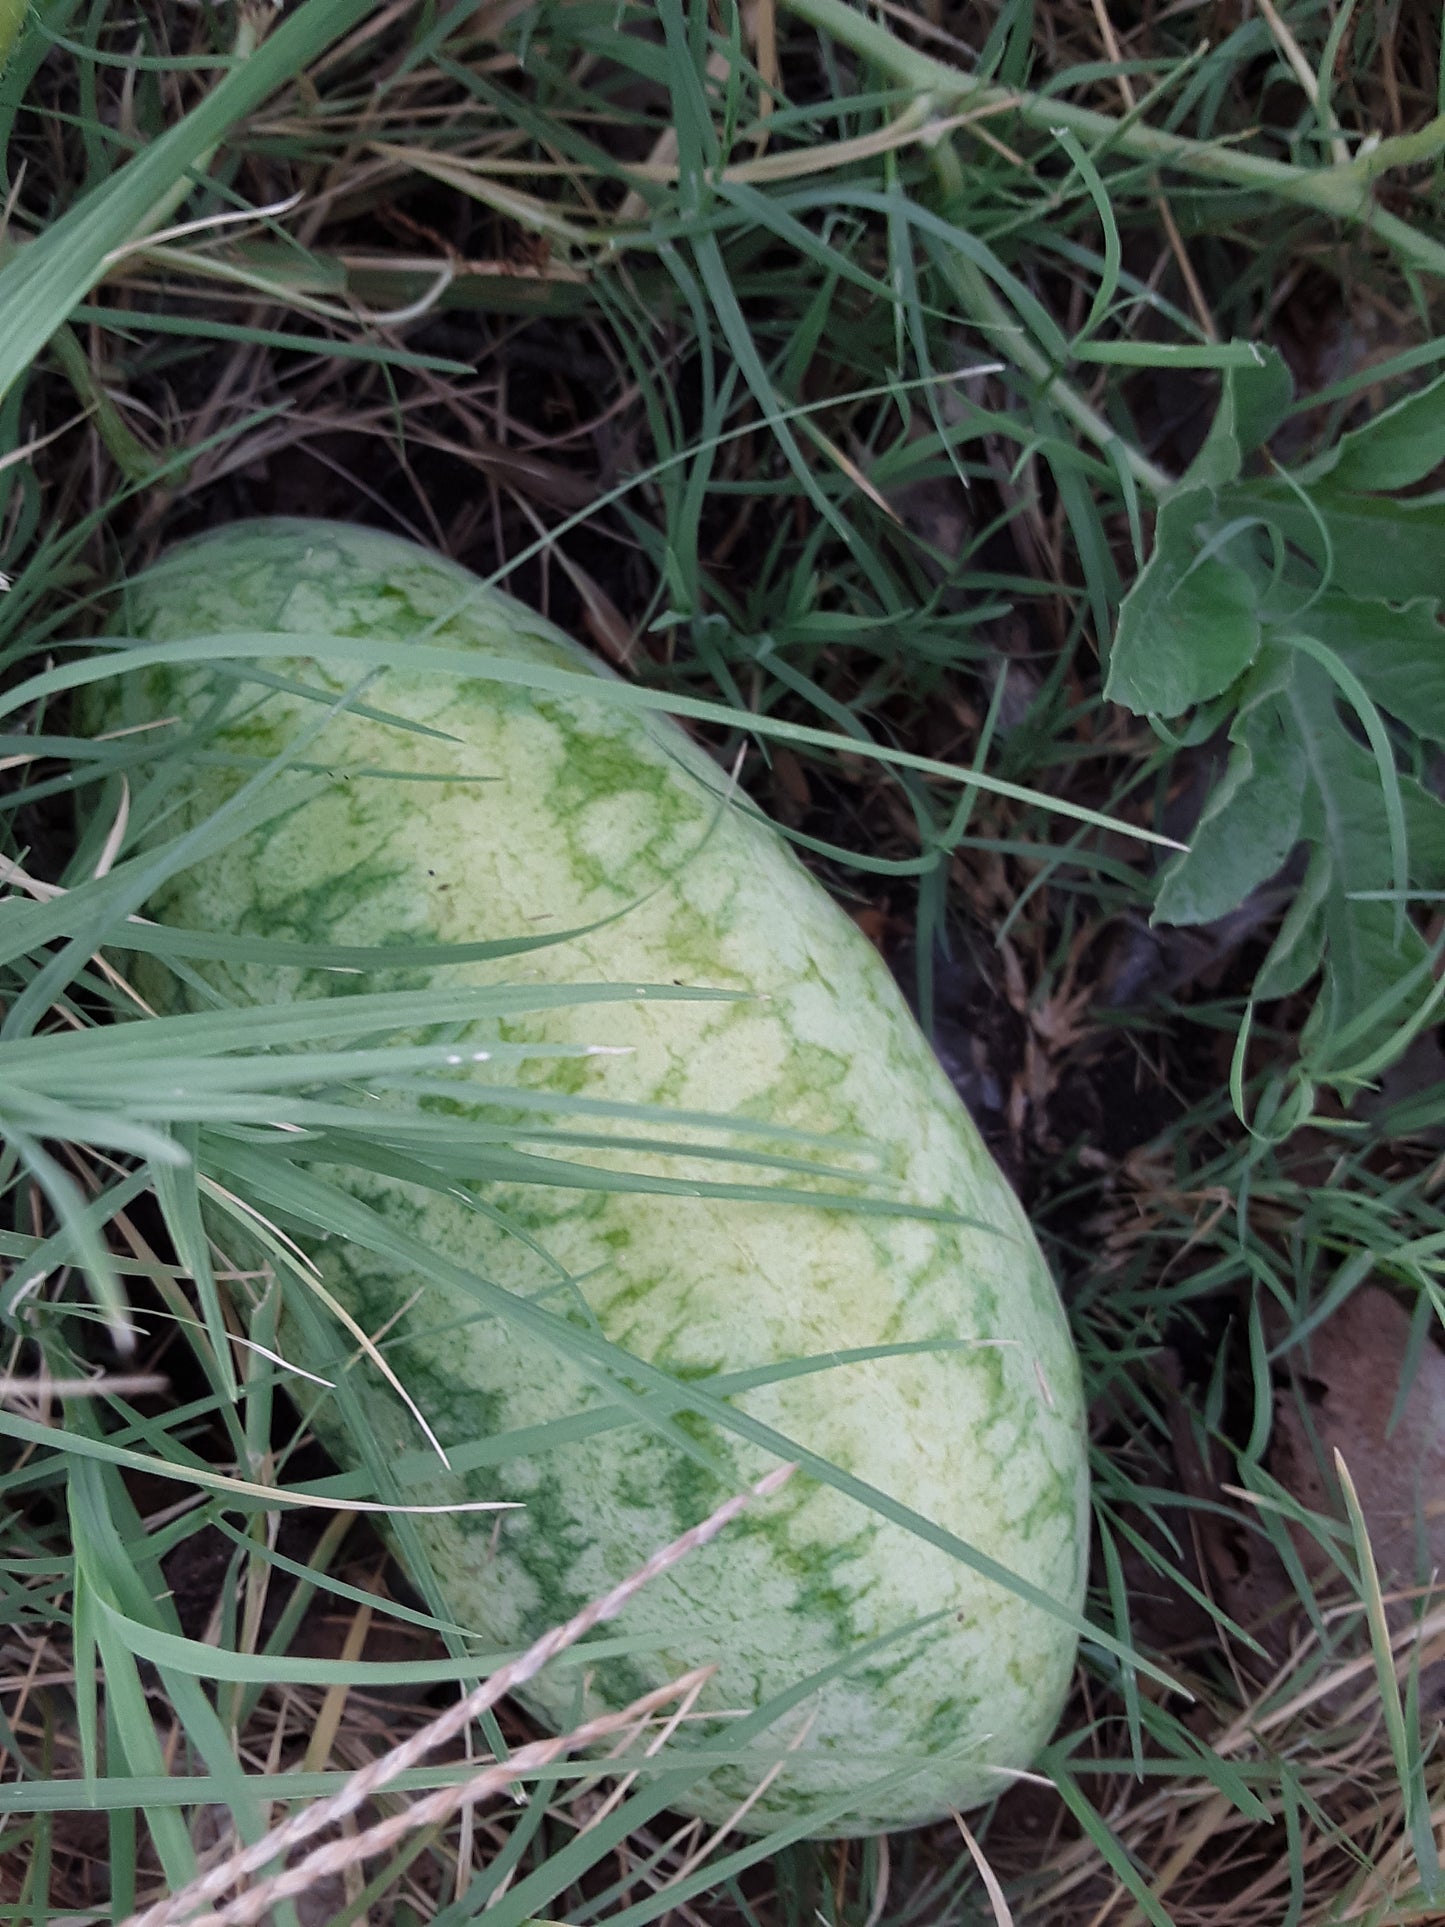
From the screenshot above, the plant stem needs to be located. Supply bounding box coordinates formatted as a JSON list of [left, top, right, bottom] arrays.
[[925, 138, 1173, 497], [132, 2, 268, 242], [49, 323, 161, 484], [783, 0, 1445, 281]]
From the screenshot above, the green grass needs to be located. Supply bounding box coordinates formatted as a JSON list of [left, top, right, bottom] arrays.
[[3, 0, 1445, 1920]]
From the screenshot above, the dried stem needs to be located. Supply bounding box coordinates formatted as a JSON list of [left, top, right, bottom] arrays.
[[123, 1461, 797, 1927]]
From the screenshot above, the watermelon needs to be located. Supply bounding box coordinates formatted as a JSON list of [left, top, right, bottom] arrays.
[[84, 518, 1089, 1834]]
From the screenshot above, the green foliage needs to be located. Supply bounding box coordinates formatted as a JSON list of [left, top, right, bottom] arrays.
[[1109, 360, 1445, 1082]]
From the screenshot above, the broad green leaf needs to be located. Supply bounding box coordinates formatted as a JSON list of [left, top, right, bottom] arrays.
[[1314, 897, 1431, 1058], [1181, 346, 1294, 492], [1309, 919, 1445, 1085], [1287, 633, 1409, 945], [1301, 592, 1445, 742], [1154, 654, 1304, 927], [1232, 486, 1445, 602], [1289, 668, 1445, 894], [1254, 847, 1331, 1002], [1302, 370, 1445, 493], [1285, 664, 1445, 1053], [1106, 489, 1262, 714]]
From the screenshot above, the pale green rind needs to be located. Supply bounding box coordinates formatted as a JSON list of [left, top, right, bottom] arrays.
[[87, 518, 1089, 1834]]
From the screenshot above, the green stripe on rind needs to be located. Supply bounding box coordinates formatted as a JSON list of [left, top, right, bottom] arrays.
[[84, 518, 1089, 1835]]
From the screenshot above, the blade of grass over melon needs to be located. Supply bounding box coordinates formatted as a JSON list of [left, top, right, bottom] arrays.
[[0, 981, 742, 1069], [92, 1598, 535, 1688], [2, 1091, 184, 1164], [285, 1336, 1032, 1504], [27, 763, 756, 980], [26, 635, 1182, 849], [1, 1411, 526, 1516], [210, 1131, 924, 1216], [39, 1053, 872, 1157], [213, 1142, 1177, 1691], [3, 663, 395, 1035], [0, 1334, 1019, 1516], [0, 1336, 1029, 1517], [143, 1109, 889, 1192], [17, 1049, 881, 1168]]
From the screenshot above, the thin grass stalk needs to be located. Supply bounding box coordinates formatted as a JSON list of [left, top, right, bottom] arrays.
[[783, 0, 1445, 280]]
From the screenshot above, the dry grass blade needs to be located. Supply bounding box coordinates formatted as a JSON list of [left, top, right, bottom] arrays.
[[954, 1812, 1014, 1927], [121, 1462, 797, 1927], [176, 1670, 716, 1927], [0, 1372, 168, 1399]]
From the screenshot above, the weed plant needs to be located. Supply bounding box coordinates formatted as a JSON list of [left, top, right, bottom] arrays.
[[3, 0, 1445, 1922]]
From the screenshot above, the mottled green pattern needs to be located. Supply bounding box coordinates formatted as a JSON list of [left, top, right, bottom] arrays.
[[91, 519, 1089, 1834]]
